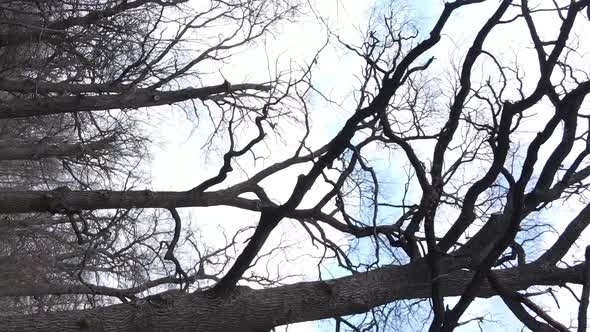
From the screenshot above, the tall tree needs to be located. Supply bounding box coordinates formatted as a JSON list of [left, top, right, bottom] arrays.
[[1, 0, 590, 331]]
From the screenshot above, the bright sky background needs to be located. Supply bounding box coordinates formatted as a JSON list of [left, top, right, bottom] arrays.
[[144, 0, 590, 331]]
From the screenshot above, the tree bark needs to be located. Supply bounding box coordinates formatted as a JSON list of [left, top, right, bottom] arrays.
[[0, 188, 261, 214], [0, 259, 583, 332], [0, 79, 133, 94], [0, 83, 270, 119]]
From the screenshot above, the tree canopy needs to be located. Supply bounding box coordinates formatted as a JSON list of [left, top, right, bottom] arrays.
[[0, 0, 589, 331]]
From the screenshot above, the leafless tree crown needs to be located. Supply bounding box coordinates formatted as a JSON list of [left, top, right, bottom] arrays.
[[0, 0, 590, 332]]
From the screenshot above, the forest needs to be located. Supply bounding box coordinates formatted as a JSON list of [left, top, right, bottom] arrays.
[[0, 0, 589, 331]]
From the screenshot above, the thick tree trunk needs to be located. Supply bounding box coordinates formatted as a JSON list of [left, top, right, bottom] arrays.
[[0, 83, 269, 119], [0, 188, 260, 214], [0, 79, 132, 94], [0, 259, 583, 332]]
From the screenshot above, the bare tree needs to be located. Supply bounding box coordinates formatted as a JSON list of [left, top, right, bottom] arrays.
[[1, 0, 590, 331], [0, 0, 300, 321]]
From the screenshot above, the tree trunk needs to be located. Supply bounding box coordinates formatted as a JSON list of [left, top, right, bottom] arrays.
[[0, 188, 261, 214], [0, 259, 583, 332], [0, 83, 269, 119]]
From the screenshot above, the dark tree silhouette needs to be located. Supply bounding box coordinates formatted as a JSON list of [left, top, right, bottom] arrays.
[[1, 0, 590, 331]]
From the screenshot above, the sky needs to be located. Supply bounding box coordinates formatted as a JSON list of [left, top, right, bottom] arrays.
[[145, 0, 590, 331]]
